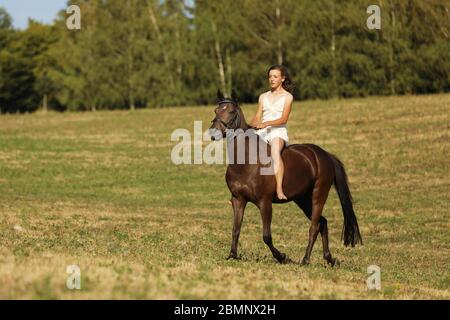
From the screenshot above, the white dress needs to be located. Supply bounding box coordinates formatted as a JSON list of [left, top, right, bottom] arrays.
[[255, 91, 289, 145]]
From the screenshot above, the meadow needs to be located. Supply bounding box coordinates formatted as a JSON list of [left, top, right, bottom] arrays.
[[0, 94, 448, 299]]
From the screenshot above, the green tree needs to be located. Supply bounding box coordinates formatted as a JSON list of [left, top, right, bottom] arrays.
[[0, 15, 56, 113], [49, 0, 112, 111], [29, 21, 59, 112], [2, 0, 449, 113]]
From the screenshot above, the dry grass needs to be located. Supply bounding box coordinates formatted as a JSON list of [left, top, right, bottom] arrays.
[[0, 94, 449, 299]]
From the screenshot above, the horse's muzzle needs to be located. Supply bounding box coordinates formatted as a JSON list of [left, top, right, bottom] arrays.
[[209, 127, 223, 141]]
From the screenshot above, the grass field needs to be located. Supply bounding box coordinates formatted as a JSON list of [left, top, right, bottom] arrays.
[[0, 94, 449, 299]]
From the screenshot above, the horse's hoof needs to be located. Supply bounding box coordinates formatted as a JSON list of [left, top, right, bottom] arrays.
[[300, 258, 310, 266], [333, 258, 340, 268], [325, 258, 340, 268], [226, 253, 239, 260], [278, 253, 289, 264], [325, 258, 336, 267]]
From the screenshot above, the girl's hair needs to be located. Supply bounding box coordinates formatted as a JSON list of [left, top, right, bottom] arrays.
[[267, 65, 295, 94]]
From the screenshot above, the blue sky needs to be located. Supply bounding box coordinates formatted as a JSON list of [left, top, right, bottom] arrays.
[[0, 0, 68, 29]]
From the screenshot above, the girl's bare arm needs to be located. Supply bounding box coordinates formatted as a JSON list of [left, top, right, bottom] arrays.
[[250, 94, 264, 127]]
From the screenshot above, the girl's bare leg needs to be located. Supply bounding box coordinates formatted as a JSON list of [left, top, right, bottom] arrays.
[[271, 138, 287, 200]]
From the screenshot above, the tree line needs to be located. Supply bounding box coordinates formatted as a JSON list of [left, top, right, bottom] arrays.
[[0, 0, 449, 113]]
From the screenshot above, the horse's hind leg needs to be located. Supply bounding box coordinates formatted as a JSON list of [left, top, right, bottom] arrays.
[[295, 190, 337, 266], [319, 217, 338, 267], [258, 198, 287, 263]]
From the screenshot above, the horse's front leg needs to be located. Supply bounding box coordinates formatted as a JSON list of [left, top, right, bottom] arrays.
[[227, 196, 247, 260], [259, 198, 288, 263]]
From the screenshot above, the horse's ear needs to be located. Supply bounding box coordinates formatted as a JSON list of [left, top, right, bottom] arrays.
[[231, 90, 238, 103], [217, 89, 225, 101]]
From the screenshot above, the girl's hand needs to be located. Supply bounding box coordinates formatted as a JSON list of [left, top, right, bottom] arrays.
[[256, 122, 267, 129]]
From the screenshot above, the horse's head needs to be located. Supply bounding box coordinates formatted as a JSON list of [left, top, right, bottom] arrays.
[[210, 89, 241, 141]]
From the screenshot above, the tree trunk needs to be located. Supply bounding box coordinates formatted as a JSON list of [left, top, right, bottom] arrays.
[[127, 32, 135, 111], [211, 20, 228, 96], [148, 5, 175, 91], [381, 0, 396, 95], [226, 47, 232, 96], [275, 0, 283, 65], [127, 0, 136, 111], [331, 0, 338, 98], [175, 21, 182, 79], [389, 3, 396, 95], [42, 94, 48, 113]]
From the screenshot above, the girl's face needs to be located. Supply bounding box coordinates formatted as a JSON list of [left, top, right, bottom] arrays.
[[268, 69, 285, 90]]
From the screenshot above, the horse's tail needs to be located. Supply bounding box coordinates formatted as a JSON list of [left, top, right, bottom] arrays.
[[329, 153, 363, 247]]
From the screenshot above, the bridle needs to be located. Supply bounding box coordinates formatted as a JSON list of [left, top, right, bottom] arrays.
[[212, 99, 241, 130]]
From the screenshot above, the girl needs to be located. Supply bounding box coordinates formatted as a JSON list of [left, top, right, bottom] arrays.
[[250, 65, 295, 200]]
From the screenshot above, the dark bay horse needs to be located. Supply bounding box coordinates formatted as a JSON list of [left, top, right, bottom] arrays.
[[210, 90, 362, 266]]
